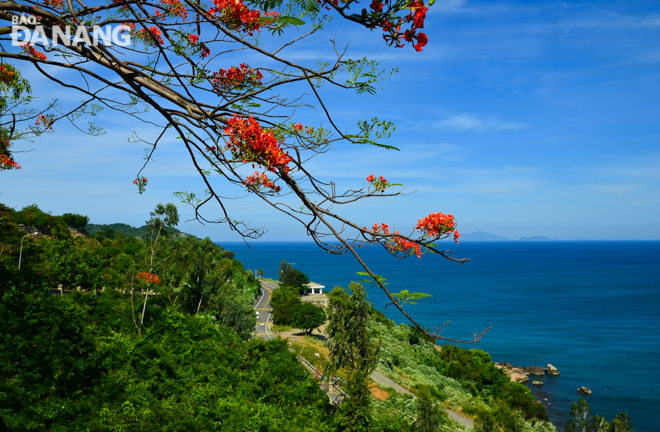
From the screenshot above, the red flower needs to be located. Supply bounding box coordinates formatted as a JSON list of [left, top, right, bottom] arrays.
[[370, 0, 383, 12], [188, 34, 199, 44], [212, 64, 263, 94], [413, 32, 428, 52], [224, 115, 292, 173], [137, 272, 160, 284], [243, 170, 281, 193], [415, 212, 456, 239]]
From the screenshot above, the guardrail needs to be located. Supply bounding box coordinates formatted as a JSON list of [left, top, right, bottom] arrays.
[[289, 347, 348, 403]]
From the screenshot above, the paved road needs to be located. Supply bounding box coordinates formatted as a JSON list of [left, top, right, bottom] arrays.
[[370, 370, 474, 428], [254, 282, 276, 340]]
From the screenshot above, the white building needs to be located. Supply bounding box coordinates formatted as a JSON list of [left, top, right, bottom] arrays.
[[304, 281, 325, 295]]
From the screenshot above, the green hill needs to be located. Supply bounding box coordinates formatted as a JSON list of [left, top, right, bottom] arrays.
[[85, 222, 185, 238]]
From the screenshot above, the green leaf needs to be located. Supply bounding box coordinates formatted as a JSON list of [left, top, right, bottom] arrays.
[[356, 272, 389, 285], [278, 15, 306, 26], [391, 289, 433, 306], [369, 143, 400, 151]]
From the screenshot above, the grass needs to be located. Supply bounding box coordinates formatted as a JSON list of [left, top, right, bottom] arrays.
[[272, 324, 295, 332], [288, 335, 351, 388]]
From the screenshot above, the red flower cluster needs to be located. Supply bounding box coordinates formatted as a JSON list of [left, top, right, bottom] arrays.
[[187, 34, 210, 57], [365, 222, 422, 258], [208, 0, 280, 36], [0, 154, 21, 171], [125, 24, 165, 46], [140, 26, 165, 45], [35, 114, 54, 129], [244, 171, 281, 193], [387, 236, 422, 257], [370, 0, 428, 52], [0, 65, 16, 83], [212, 64, 263, 94], [112, 0, 130, 10], [43, 0, 64, 9], [20, 44, 47, 61], [415, 212, 460, 243], [136, 272, 160, 284], [159, 0, 188, 19], [132, 177, 148, 185], [224, 116, 293, 173], [366, 174, 389, 193]]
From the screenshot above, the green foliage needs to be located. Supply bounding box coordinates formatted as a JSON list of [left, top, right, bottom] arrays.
[[60, 213, 90, 229], [0, 288, 335, 431], [391, 289, 433, 306], [278, 259, 310, 290], [369, 319, 552, 429], [611, 412, 634, 432], [49, 220, 71, 240], [85, 222, 186, 238], [414, 387, 449, 432], [566, 398, 634, 432], [271, 284, 302, 325], [13, 204, 58, 229], [327, 283, 380, 431], [291, 302, 326, 335]]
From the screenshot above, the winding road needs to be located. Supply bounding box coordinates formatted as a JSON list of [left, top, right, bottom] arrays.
[[254, 281, 276, 341]]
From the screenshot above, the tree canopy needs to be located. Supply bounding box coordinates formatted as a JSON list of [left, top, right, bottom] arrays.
[[290, 301, 325, 335]]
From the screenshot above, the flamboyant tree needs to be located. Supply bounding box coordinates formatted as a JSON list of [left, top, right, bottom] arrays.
[[0, 0, 491, 342]]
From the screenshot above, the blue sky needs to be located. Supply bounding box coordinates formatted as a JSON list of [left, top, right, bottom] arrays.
[[3, 0, 659, 241]]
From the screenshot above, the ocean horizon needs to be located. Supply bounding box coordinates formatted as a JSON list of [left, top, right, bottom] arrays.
[[224, 240, 660, 431]]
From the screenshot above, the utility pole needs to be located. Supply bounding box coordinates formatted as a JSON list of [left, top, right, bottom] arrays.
[[18, 232, 37, 270]]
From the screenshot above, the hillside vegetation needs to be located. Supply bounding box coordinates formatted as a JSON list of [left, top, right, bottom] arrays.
[[1, 202, 634, 432]]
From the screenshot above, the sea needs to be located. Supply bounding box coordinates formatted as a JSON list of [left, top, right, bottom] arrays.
[[224, 240, 660, 431]]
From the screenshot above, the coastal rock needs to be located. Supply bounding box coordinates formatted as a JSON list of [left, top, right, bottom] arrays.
[[546, 364, 560, 375], [510, 373, 529, 383], [532, 381, 544, 387], [524, 366, 545, 376], [512, 367, 525, 375], [577, 386, 592, 395], [499, 362, 513, 369]]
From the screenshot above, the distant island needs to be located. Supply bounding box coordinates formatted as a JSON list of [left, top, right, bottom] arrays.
[[518, 236, 558, 241], [459, 232, 562, 241]]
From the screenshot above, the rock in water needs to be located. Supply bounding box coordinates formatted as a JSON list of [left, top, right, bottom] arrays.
[[577, 386, 592, 395], [546, 364, 560, 375], [524, 366, 545, 376], [532, 381, 544, 387], [511, 373, 529, 383]]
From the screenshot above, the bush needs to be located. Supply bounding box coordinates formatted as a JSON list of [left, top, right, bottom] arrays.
[[0, 288, 335, 431]]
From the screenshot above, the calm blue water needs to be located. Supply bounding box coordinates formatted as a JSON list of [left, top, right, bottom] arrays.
[[224, 241, 660, 431]]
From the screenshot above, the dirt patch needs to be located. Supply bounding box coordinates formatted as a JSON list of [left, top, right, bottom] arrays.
[[369, 382, 389, 401]]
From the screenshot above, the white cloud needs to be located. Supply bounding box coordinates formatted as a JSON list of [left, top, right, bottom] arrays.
[[586, 183, 646, 194], [435, 113, 525, 132]]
